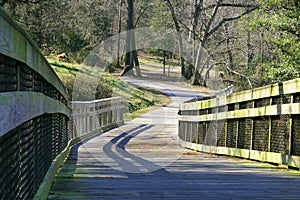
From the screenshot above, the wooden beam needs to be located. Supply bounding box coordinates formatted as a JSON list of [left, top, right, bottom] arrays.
[[179, 139, 300, 169], [0, 8, 68, 100], [179, 103, 300, 122], [0, 92, 69, 137], [180, 78, 300, 111]]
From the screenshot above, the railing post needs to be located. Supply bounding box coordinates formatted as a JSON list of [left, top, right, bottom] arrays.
[[268, 97, 272, 152], [289, 95, 294, 155], [224, 119, 228, 147], [250, 101, 255, 150]]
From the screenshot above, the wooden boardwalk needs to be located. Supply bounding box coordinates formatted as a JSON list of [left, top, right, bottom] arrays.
[[48, 79, 300, 199]]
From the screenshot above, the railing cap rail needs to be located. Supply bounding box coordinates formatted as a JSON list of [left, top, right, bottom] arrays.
[[71, 96, 124, 105], [0, 7, 68, 100], [180, 78, 300, 111]]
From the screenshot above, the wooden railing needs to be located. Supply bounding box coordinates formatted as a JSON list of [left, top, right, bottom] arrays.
[[178, 78, 300, 169], [0, 7, 69, 200], [72, 97, 124, 137], [214, 84, 233, 97], [0, 8, 125, 200]]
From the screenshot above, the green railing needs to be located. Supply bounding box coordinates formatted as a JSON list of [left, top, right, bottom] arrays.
[[178, 78, 300, 169]]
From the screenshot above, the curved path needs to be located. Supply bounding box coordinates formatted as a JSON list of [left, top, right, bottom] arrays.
[[48, 77, 300, 200]]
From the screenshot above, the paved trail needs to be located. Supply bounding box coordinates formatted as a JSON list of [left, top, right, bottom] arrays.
[[48, 77, 300, 200]]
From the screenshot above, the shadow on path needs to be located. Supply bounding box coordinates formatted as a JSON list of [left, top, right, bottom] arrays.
[[103, 124, 167, 173]]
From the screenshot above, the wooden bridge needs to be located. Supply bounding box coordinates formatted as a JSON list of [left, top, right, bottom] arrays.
[[1, 8, 300, 200]]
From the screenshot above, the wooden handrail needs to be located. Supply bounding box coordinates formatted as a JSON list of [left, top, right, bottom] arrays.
[[0, 7, 68, 100], [178, 78, 300, 169], [0, 7, 126, 200], [180, 78, 300, 111]]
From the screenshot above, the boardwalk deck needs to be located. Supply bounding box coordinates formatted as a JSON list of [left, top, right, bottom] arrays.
[[48, 79, 300, 199]]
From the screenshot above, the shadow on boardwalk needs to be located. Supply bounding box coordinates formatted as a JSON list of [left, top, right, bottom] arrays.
[[48, 124, 300, 200], [48, 77, 300, 200]]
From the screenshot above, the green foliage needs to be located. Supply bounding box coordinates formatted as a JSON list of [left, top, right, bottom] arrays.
[[150, 0, 173, 29], [1, 0, 117, 63], [252, 0, 300, 82]]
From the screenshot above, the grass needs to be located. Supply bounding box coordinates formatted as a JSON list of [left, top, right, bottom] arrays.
[[47, 57, 171, 120]]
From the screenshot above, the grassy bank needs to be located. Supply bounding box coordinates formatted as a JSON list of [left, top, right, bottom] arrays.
[[47, 58, 170, 119]]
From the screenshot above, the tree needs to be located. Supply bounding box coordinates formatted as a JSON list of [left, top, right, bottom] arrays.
[[123, 0, 141, 76], [165, 0, 186, 78], [117, 0, 125, 67], [1, 0, 118, 62], [191, 1, 259, 85], [251, 0, 300, 82]]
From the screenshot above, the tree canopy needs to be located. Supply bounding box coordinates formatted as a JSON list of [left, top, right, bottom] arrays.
[[1, 0, 299, 89], [250, 0, 300, 82]]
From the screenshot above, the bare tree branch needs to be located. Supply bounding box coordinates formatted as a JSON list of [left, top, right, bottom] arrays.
[[203, 0, 222, 42], [225, 64, 261, 89], [134, 5, 150, 28], [206, 5, 259, 39], [204, 3, 259, 10], [165, 0, 185, 76]]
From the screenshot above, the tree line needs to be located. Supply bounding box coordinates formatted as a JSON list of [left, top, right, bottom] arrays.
[[1, 0, 299, 89]]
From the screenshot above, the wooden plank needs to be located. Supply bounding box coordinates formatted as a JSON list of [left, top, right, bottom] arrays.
[[48, 126, 300, 199], [72, 105, 125, 118], [179, 103, 300, 122], [48, 79, 300, 199], [180, 140, 300, 169], [71, 96, 123, 106], [180, 78, 300, 111], [0, 91, 69, 137]]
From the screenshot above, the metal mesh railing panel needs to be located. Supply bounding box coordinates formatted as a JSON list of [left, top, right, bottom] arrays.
[[239, 101, 253, 109], [270, 115, 290, 154], [254, 98, 270, 108], [20, 65, 33, 92], [197, 122, 206, 144], [252, 117, 269, 151], [178, 121, 186, 141], [190, 122, 198, 143], [237, 118, 252, 149], [19, 120, 35, 199], [0, 63, 17, 92], [204, 121, 217, 146], [291, 116, 300, 156], [226, 119, 237, 148], [272, 95, 291, 105], [217, 120, 226, 146], [0, 128, 20, 200]]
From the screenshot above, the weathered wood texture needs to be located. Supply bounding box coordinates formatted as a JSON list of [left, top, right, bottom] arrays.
[[179, 78, 300, 168], [0, 7, 70, 200], [0, 7, 67, 98], [214, 84, 234, 97], [34, 97, 125, 200], [49, 145, 300, 199], [48, 80, 300, 199], [0, 7, 125, 200], [71, 97, 124, 137]]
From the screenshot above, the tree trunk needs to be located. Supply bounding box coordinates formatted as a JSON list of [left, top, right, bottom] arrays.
[[117, 0, 124, 68], [165, 0, 185, 78], [163, 50, 166, 76], [224, 24, 234, 69], [133, 49, 141, 76], [124, 0, 134, 76], [191, 42, 204, 85], [123, 0, 141, 76], [191, 0, 221, 85]]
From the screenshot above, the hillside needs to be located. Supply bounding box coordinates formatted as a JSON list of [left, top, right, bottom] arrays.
[[47, 58, 170, 120]]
